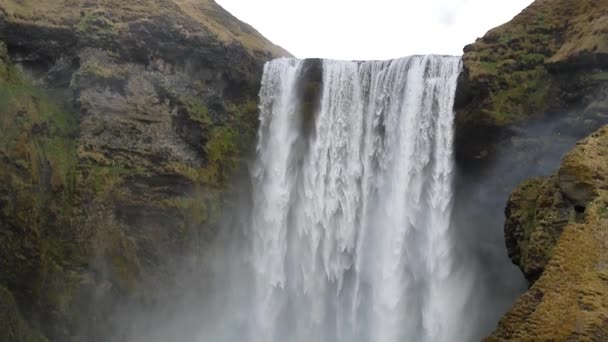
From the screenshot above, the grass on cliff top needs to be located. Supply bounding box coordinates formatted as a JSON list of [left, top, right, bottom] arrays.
[[546, 0, 608, 64], [173, 0, 289, 57], [0, 0, 288, 57], [462, 0, 608, 126]]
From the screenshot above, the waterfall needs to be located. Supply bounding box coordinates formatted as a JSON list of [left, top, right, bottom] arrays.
[[240, 55, 464, 342]]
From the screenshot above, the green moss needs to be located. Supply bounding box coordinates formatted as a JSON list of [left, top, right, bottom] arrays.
[[201, 99, 258, 185], [106, 237, 140, 295], [224, 99, 259, 153], [590, 71, 608, 81], [521, 53, 547, 66], [173, 192, 221, 227], [479, 61, 498, 75], [597, 202, 608, 219], [0, 286, 47, 342], [203, 126, 238, 184], [76, 10, 120, 41], [86, 165, 129, 196], [482, 67, 550, 125], [79, 60, 124, 80], [182, 97, 213, 126], [0, 44, 88, 341], [458, 2, 560, 128], [37, 253, 83, 319], [515, 179, 543, 261], [491, 127, 608, 339], [0, 45, 23, 85]]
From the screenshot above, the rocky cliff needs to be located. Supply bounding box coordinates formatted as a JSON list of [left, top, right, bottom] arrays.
[[455, 0, 608, 168], [453, 0, 608, 339], [488, 125, 608, 340], [0, 1, 287, 341]]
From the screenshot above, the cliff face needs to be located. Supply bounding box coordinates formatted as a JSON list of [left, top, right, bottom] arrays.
[[0, 1, 287, 341], [452, 0, 608, 339], [488, 125, 608, 340], [455, 0, 608, 167]]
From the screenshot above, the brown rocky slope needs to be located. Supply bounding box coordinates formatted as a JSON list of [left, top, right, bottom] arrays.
[[0, 1, 287, 341], [487, 125, 608, 340]]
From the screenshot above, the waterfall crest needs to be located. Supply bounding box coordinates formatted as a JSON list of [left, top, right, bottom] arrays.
[[242, 56, 464, 342]]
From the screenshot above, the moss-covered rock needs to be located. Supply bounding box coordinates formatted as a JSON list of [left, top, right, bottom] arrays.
[[504, 176, 571, 283], [0, 286, 47, 342], [0, 1, 288, 340], [455, 0, 608, 167], [488, 125, 608, 340]]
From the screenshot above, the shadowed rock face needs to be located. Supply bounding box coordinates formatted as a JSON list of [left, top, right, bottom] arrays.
[[487, 125, 608, 341], [0, 1, 288, 341]]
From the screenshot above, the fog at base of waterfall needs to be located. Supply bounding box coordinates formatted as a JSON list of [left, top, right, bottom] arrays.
[[201, 56, 470, 342], [113, 55, 527, 342]]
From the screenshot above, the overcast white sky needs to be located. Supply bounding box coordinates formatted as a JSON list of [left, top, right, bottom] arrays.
[[216, 0, 534, 60]]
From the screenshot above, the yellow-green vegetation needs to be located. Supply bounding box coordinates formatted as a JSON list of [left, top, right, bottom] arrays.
[[504, 178, 543, 275], [77, 59, 128, 82], [545, 0, 608, 66], [176, 98, 258, 186], [488, 125, 608, 340], [504, 175, 574, 282], [0, 41, 79, 223], [172, 195, 220, 227], [0, 286, 47, 342], [460, 2, 555, 126], [459, 0, 608, 127], [0, 0, 278, 339], [76, 9, 117, 31], [0, 43, 87, 340], [205, 100, 259, 184], [0, 0, 288, 58], [172, 0, 290, 57], [182, 97, 213, 126]]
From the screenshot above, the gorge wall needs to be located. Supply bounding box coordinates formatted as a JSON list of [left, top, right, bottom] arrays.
[[454, 0, 608, 339], [1, 0, 608, 341], [0, 1, 287, 341]]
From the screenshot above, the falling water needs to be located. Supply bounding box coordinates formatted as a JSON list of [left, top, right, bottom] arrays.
[[236, 55, 465, 342]]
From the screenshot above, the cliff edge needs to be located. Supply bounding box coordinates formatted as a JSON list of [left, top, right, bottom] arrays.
[[455, 0, 608, 168]]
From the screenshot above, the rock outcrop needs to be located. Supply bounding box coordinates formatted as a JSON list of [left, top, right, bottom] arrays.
[[452, 0, 608, 338], [451, 0, 608, 338], [455, 0, 608, 169], [0, 1, 287, 341], [487, 125, 608, 341]]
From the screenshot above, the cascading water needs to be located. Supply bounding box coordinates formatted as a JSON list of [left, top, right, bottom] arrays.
[[242, 55, 465, 342]]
